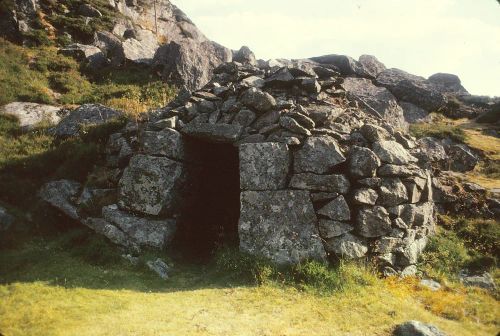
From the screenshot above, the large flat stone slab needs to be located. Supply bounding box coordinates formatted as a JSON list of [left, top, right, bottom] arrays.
[[102, 205, 176, 249], [118, 155, 186, 216], [239, 142, 290, 190], [239, 190, 326, 264], [181, 122, 243, 143]]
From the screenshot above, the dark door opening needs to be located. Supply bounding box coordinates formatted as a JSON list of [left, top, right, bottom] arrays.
[[172, 138, 240, 261]]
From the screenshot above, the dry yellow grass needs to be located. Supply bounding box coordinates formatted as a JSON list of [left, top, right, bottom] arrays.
[[1, 278, 498, 336]]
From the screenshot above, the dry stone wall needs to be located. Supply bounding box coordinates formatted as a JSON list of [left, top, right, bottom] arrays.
[[40, 54, 437, 276]]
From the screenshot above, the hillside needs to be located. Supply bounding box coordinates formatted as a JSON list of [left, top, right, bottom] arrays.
[[0, 1, 499, 335]]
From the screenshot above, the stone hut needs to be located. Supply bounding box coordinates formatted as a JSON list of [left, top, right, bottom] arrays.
[[45, 56, 436, 276]]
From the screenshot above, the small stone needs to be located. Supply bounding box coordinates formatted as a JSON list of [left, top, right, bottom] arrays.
[[393, 321, 447, 336], [378, 178, 409, 206], [360, 123, 391, 142], [459, 272, 497, 291], [288, 112, 316, 129], [399, 265, 418, 278], [420, 279, 441, 291], [318, 220, 353, 238], [348, 146, 381, 178], [378, 164, 424, 177], [102, 205, 177, 249], [300, 77, 321, 93], [294, 136, 345, 174], [353, 188, 378, 205], [39, 180, 81, 220], [239, 142, 290, 191], [279, 116, 312, 136], [181, 122, 243, 143], [372, 141, 418, 165], [240, 87, 277, 112], [324, 233, 368, 260], [147, 258, 170, 280], [140, 129, 185, 160], [310, 192, 339, 203], [357, 177, 381, 188], [317, 195, 351, 221], [356, 206, 392, 238], [290, 173, 350, 193], [241, 75, 265, 88], [232, 109, 256, 127]]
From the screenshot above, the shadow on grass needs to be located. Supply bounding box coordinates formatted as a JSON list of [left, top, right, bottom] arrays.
[[0, 227, 255, 294]]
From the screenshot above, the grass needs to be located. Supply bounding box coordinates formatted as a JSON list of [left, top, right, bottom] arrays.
[[0, 113, 126, 209], [459, 123, 500, 189], [410, 116, 500, 189], [0, 234, 499, 336], [420, 215, 499, 281], [0, 38, 177, 115], [409, 121, 467, 143]]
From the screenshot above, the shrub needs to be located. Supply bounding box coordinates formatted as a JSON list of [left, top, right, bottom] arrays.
[[214, 248, 276, 285], [291, 260, 343, 292], [440, 216, 499, 261], [420, 229, 470, 278], [476, 104, 500, 124]]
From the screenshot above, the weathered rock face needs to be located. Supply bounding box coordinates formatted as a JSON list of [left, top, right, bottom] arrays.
[[428, 73, 468, 96], [239, 190, 326, 264], [118, 154, 186, 216], [0, 102, 62, 129], [52, 104, 123, 137], [239, 142, 290, 190], [153, 40, 232, 91], [376, 68, 447, 112], [342, 77, 407, 130]]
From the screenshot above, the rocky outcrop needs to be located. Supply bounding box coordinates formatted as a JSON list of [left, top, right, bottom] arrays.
[[342, 77, 407, 130], [39, 180, 82, 220], [52, 104, 123, 137], [376, 68, 447, 112], [153, 40, 232, 91], [428, 73, 468, 96], [0, 102, 62, 129]]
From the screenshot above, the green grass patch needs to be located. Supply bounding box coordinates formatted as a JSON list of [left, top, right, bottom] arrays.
[[0, 38, 177, 113], [213, 247, 377, 294], [420, 216, 499, 280], [0, 234, 498, 336], [410, 122, 467, 143], [0, 114, 125, 208], [40, 0, 119, 44]]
